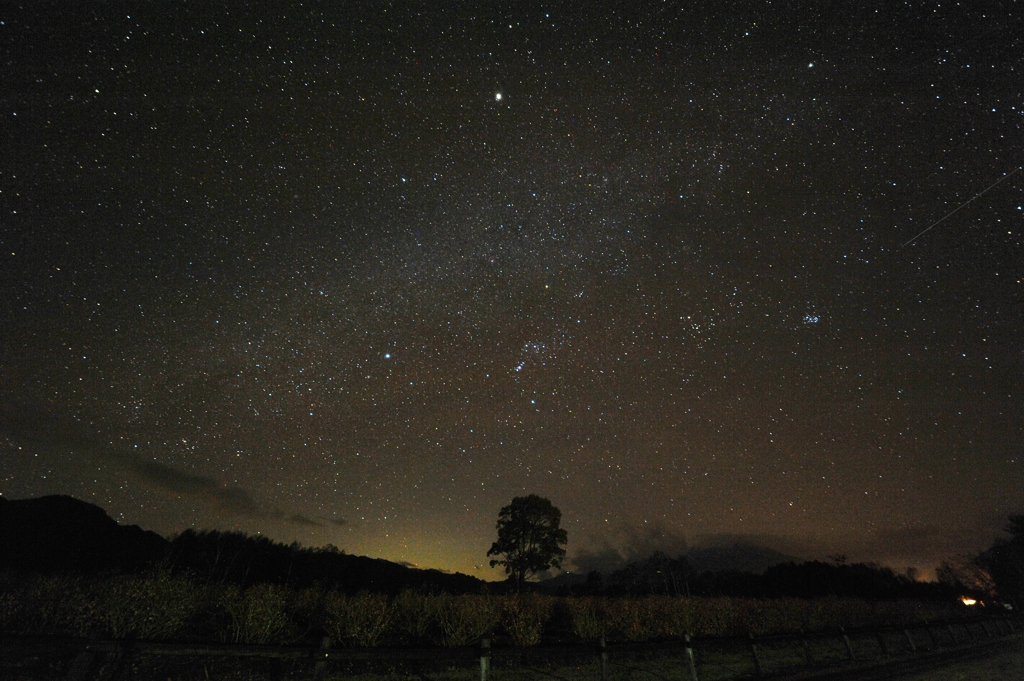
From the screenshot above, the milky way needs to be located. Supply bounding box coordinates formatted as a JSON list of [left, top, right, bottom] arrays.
[[2, 2, 1022, 578]]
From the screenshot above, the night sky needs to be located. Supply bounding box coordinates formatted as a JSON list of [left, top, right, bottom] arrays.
[[2, 2, 1022, 580]]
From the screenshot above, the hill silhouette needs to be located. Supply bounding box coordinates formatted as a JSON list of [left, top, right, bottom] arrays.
[[0, 495, 483, 593], [0, 495, 166, 573]]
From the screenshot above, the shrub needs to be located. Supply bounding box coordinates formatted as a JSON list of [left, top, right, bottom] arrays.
[[322, 591, 395, 647], [0, 573, 18, 632], [434, 594, 499, 647], [393, 589, 439, 643], [100, 571, 199, 639], [608, 597, 652, 641], [219, 583, 294, 644], [499, 594, 553, 646], [641, 596, 689, 639], [287, 586, 324, 639], [565, 597, 614, 640], [6, 574, 97, 636]]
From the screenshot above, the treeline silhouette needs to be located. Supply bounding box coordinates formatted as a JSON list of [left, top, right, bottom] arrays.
[[0, 495, 482, 594], [2, 495, 1018, 604], [558, 551, 958, 601], [166, 528, 481, 593]]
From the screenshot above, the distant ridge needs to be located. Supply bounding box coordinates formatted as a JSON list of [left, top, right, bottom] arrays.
[[0, 495, 166, 573], [0, 495, 484, 594], [686, 542, 797, 574], [540, 544, 954, 600], [540, 542, 798, 594]]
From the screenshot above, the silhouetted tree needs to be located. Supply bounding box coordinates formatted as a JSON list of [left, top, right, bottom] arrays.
[[936, 557, 996, 598], [977, 514, 1024, 607], [487, 494, 568, 592]]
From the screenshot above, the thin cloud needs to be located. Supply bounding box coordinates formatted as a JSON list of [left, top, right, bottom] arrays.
[[571, 525, 816, 575], [0, 401, 321, 527], [287, 514, 322, 527], [113, 452, 322, 527], [572, 521, 690, 573], [129, 457, 260, 514]]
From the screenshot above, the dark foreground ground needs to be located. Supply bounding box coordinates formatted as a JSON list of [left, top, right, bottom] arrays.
[[777, 635, 1024, 681], [2, 629, 1021, 680], [903, 638, 1024, 681]]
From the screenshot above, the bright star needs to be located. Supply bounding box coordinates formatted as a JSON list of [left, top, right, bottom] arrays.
[[495, 93, 502, 101]]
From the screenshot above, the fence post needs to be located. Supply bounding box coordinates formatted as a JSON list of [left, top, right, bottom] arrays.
[[684, 634, 699, 681], [980, 620, 993, 638], [311, 636, 331, 681], [874, 628, 888, 656], [839, 626, 855, 661], [598, 636, 608, 681], [747, 633, 763, 676], [800, 628, 813, 664], [925, 625, 940, 650], [479, 637, 490, 681], [903, 628, 917, 653], [946, 623, 959, 645]]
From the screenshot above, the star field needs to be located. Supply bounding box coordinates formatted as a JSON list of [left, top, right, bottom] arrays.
[[1, 2, 1022, 578]]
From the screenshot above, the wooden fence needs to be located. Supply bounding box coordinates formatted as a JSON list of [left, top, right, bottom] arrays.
[[0, 613, 1017, 681]]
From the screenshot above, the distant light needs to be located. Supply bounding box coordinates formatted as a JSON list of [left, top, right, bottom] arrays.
[[961, 596, 977, 606]]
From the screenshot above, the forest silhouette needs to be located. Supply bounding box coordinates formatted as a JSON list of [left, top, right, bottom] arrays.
[[1, 494, 1008, 604], [0, 495, 480, 593]]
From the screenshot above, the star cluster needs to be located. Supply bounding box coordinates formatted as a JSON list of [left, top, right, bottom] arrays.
[[1, 2, 1022, 577]]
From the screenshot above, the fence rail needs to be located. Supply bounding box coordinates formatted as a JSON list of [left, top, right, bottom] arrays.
[[1, 613, 1017, 681]]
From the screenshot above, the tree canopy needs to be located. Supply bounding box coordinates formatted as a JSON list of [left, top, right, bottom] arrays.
[[487, 494, 568, 591], [976, 514, 1024, 606]]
